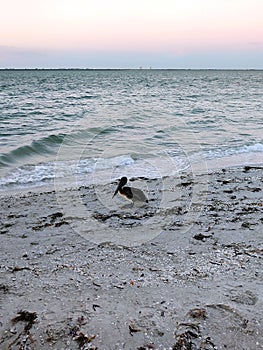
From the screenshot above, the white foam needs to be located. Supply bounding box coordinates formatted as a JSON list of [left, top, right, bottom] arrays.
[[204, 143, 263, 159], [1, 143, 263, 192], [0, 155, 135, 190]]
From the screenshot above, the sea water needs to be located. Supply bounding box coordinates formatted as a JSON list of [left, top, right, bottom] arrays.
[[0, 69, 262, 192]]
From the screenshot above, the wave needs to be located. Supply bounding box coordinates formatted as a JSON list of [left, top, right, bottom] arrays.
[[204, 142, 263, 160], [65, 94, 98, 100], [1, 142, 262, 191], [0, 126, 120, 168], [0, 127, 121, 169], [0, 155, 134, 189], [0, 134, 65, 167]]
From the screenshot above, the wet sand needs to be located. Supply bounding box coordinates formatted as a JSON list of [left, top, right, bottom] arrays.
[[0, 165, 262, 349]]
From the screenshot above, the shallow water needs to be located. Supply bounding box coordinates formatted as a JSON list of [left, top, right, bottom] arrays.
[[0, 69, 262, 191]]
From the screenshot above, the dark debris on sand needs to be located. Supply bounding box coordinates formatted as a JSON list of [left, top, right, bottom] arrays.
[[0, 166, 262, 349]]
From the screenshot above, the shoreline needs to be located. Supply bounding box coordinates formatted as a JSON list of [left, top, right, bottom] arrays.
[[0, 165, 262, 349], [1, 155, 262, 198]]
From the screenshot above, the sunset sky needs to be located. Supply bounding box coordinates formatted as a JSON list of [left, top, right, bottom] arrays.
[[0, 0, 263, 68]]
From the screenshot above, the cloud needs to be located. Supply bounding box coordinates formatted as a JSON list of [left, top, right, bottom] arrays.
[[0, 46, 43, 67], [0, 46, 18, 59], [0, 45, 32, 55], [248, 42, 263, 46], [0, 46, 262, 69]]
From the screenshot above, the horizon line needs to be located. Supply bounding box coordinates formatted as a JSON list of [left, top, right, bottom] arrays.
[[1, 67, 263, 71]]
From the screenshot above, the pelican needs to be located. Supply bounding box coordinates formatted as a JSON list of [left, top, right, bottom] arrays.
[[112, 177, 148, 203]]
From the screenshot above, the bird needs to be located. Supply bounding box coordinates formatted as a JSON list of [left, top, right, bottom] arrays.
[[112, 176, 148, 203]]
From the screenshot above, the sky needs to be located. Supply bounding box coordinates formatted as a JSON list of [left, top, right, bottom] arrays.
[[0, 0, 263, 69]]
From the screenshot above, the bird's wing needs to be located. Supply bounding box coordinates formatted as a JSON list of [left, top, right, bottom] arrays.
[[131, 187, 148, 202]]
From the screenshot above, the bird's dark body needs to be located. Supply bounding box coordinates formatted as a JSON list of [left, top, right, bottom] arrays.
[[113, 177, 148, 203], [120, 186, 133, 199]]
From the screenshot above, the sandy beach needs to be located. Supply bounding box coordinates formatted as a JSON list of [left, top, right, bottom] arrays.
[[0, 165, 262, 349]]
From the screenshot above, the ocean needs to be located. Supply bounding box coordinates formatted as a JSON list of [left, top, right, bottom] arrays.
[[0, 69, 262, 192]]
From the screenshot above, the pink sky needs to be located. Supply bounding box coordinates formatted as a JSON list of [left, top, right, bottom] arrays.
[[1, 0, 263, 68]]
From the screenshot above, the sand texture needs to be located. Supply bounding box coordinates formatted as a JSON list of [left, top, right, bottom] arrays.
[[0, 166, 262, 349]]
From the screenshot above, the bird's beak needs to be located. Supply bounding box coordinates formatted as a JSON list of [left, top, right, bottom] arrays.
[[112, 188, 118, 199], [112, 184, 120, 199]]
